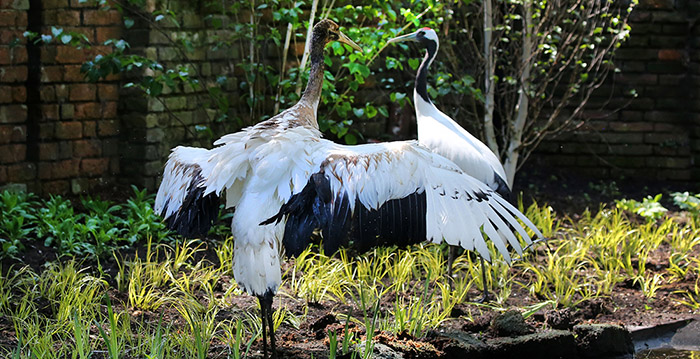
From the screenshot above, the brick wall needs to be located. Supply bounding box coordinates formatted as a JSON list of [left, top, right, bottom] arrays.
[[118, 1, 243, 190], [0, 0, 30, 188], [0, 0, 121, 194], [530, 0, 699, 183]]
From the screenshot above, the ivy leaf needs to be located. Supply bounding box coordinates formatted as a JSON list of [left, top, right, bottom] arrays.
[[352, 108, 364, 118], [60, 34, 72, 44], [124, 18, 135, 29], [365, 105, 377, 118]]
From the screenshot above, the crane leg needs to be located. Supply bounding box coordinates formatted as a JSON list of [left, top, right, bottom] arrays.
[[447, 245, 458, 278], [258, 293, 277, 359], [476, 257, 490, 303]]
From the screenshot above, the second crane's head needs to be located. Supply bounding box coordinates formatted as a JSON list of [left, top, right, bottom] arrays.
[[312, 19, 362, 52], [386, 27, 439, 53]]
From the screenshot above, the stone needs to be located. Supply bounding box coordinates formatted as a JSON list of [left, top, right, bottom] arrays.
[[489, 330, 577, 358], [491, 310, 533, 336], [574, 324, 633, 358]]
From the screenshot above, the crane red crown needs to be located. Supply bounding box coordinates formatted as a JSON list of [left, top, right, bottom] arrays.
[[421, 27, 432, 31]]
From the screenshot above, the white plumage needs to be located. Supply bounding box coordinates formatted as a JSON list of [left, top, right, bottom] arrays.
[[388, 28, 511, 198]]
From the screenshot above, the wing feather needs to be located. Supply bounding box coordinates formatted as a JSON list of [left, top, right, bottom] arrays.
[[265, 139, 543, 261]]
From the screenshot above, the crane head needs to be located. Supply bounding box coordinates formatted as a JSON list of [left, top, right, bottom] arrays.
[[386, 27, 439, 47], [314, 19, 363, 52]]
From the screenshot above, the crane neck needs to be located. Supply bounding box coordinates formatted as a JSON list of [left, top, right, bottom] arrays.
[[415, 40, 437, 104], [298, 33, 327, 122]]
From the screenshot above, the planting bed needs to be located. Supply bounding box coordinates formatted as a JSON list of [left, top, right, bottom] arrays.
[[1, 181, 700, 358]]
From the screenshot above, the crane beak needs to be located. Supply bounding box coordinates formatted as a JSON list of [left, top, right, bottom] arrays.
[[386, 31, 419, 45], [338, 31, 363, 52]]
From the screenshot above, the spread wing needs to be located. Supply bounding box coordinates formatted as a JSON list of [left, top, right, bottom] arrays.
[[264, 140, 543, 262]]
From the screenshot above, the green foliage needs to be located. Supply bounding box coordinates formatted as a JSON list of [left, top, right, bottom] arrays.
[[0, 191, 37, 258], [615, 194, 668, 221], [0, 187, 174, 259], [672, 191, 700, 212]]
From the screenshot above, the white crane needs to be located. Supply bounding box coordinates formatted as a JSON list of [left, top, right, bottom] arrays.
[[156, 20, 542, 358], [387, 28, 512, 301]]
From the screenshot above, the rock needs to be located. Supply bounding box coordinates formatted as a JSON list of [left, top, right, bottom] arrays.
[[489, 330, 577, 358], [574, 324, 634, 357], [671, 319, 700, 349], [311, 313, 338, 332], [372, 343, 405, 359], [545, 308, 575, 330], [490, 309, 534, 336], [429, 331, 489, 359], [431, 329, 576, 359]]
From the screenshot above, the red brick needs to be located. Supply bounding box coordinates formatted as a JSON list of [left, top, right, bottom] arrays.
[[63, 64, 83, 82], [6, 163, 36, 182], [40, 47, 56, 64], [56, 10, 80, 25], [41, 104, 59, 120], [38, 123, 54, 139], [83, 120, 96, 137], [0, 166, 6, 183], [0, 125, 12, 144], [0, 10, 17, 26], [43, 0, 69, 9], [59, 103, 73, 119], [40, 86, 56, 102], [0, 143, 25, 163], [41, 65, 63, 82], [56, 45, 85, 64], [109, 157, 119, 174], [11, 86, 25, 102], [0, 65, 27, 82], [98, 83, 118, 100], [11, 47, 26, 64], [74, 102, 100, 119], [0, 29, 23, 43], [43, 180, 70, 194], [55, 121, 83, 139], [658, 49, 683, 61], [15, 11, 26, 27], [38, 142, 59, 161], [0, 86, 9, 103], [73, 139, 101, 157], [82, 9, 121, 26], [38, 162, 52, 179], [81, 158, 108, 176], [97, 119, 118, 136], [53, 158, 80, 178], [0, 104, 27, 123], [0, 47, 9, 65], [101, 101, 117, 118], [96, 26, 121, 43], [0, 124, 26, 144], [69, 83, 96, 101]]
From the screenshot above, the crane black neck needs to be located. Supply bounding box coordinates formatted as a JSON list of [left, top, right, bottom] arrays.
[[299, 29, 329, 109], [415, 41, 437, 104]]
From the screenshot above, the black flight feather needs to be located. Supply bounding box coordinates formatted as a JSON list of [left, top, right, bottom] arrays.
[[163, 170, 220, 237], [263, 171, 428, 257]]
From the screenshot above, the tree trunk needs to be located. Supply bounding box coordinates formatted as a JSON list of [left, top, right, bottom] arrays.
[[503, 0, 532, 187], [482, 0, 499, 156], [275, 22, 294, 114]]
